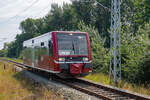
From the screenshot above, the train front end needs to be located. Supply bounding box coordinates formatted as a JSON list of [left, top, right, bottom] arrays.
[[53, 32, 92, 77]]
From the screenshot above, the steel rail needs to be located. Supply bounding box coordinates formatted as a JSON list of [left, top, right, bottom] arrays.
[[0, 58, 150, 100], [53, 78, 113, 100], [74, 78, 150, 100]]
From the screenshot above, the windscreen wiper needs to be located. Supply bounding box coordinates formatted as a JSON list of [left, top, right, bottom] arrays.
[[70, 40, 75, 55]]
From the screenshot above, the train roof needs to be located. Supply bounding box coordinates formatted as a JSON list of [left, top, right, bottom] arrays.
[[23, 32, 50, 43], [52, 31, 87, 34], [23, 31, 88, 46]]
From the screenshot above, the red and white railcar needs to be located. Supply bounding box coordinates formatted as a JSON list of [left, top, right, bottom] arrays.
[[23, 31, 92, 77]]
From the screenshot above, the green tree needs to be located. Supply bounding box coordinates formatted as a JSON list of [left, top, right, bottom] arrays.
[[0, 49, 6, 57], [5, 42, 17, 58], [44, 4, 64, 31]]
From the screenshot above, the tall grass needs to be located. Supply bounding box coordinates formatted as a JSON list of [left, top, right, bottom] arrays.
[[85, 73, 150, 96], [0, 62, 63, 100]]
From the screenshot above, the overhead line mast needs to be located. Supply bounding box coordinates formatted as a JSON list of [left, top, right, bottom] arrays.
[[110, 0, 121, 83]]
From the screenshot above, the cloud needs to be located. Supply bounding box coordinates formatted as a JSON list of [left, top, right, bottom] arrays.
[[0, 0, 71, 50]]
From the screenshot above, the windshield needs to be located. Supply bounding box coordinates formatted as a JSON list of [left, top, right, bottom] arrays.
[[56, 33, 88, 56]]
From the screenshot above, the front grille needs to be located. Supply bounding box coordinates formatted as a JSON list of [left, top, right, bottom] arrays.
[[65, 57, 83, 62]]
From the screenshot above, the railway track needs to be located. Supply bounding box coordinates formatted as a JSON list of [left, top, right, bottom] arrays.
[[0, 58, 150, 100], [54, 78, 150, 100]]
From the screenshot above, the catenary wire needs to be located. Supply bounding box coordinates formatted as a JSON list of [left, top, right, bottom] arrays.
[[0, 0, 40, 24]]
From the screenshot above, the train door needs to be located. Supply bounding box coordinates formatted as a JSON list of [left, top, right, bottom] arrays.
[[49, 40, 54, 70], [32, 40, 35, 67], [34, 46, 39, 67]]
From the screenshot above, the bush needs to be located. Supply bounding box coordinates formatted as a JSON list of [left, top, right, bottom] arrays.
[[121, 22, 150, 83], [138, 54, 150, 84]]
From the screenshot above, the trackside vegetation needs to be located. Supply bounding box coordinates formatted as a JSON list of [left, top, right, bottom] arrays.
[[3, 57, 150, 96], [0, 0, 150, 91], [0, 62, 63, 100], [85, 73, 150, 96]]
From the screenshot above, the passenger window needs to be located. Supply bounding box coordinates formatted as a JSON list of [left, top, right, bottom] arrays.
[[49, 40, 53, 56], [41, 42, 44, 46], [24, 46, 27, 49]]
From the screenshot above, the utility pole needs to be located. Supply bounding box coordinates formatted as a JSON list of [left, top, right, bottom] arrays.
[[110, 0, 121, 83]]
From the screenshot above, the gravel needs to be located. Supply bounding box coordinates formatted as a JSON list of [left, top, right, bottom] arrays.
[[20, 70, 101, 100]]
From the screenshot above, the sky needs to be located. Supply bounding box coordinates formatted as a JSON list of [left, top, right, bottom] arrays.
[[0, 0, 71, 50]]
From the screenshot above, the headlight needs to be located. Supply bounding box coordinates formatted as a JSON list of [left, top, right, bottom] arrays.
[[83, 57, 89, 61], [58, 58, 65, 62]]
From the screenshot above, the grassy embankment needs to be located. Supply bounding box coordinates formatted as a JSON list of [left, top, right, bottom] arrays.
[[2, 57, 23, 63], [85, 73, 150, 96], [0, 60, 63, 100]]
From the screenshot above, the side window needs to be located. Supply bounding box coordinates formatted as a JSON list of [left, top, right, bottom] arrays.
[[49, 40, 53, 56], [41, 42, 44, 47]]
